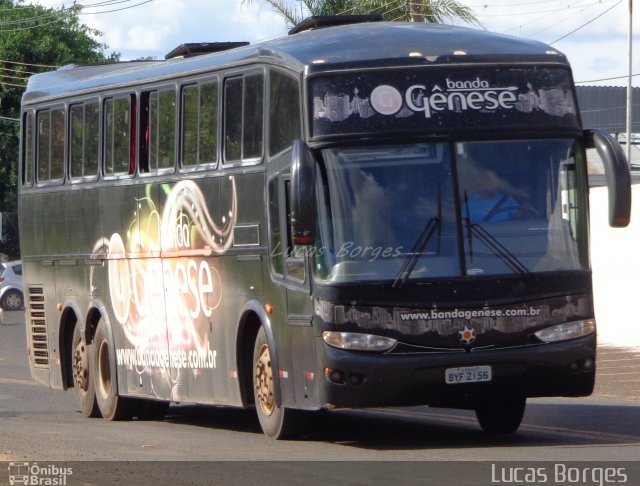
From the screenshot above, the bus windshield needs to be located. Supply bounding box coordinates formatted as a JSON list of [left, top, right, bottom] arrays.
[[314, 139, 588, 283]]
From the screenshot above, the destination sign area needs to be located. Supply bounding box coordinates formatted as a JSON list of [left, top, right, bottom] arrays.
[[309, 67, 580, 138]]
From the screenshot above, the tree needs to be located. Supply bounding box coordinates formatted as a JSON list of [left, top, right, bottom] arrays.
[[0, 0, 118, 259], [243, 0, 479, 28]]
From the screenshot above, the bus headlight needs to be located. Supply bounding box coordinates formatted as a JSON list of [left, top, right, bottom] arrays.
[[534, 319, 596, 343], [322, 331, 397, 352]]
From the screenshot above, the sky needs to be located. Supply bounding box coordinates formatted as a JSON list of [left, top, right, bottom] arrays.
[[29, 0, 640, 88]]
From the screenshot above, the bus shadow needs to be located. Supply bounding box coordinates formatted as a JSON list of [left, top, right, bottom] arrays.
[[164, 405, 263, 435], [163, 401, 640, 450]]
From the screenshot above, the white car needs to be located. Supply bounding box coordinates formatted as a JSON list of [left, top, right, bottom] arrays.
[[0, 261, 24, 310]]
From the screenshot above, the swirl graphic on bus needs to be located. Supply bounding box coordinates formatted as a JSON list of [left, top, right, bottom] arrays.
[[92, 177, 237, 394]]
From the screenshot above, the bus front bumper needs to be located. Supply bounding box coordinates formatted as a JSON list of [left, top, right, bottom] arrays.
[[312, 333, 596, 409]]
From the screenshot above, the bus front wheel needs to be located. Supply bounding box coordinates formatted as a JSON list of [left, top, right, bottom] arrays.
[[71, 324, 100, 417], [475, 397, 526, 434], [93, 318, 133, 420], [252, 327, 303, 439]]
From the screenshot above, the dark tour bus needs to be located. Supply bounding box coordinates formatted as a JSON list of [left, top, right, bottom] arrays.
[[18, 16, 631, 438]]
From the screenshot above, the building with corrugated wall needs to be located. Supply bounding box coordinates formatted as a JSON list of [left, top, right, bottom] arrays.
[[576, 86, 640, 134], [576, 86, 640, 174]]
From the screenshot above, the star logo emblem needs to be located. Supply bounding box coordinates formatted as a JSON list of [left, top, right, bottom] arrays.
[[459, 326, 476, 345]]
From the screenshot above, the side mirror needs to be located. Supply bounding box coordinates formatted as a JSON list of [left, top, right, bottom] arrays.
[[290, 140, 316, 245], [584, 129, 631, 227]]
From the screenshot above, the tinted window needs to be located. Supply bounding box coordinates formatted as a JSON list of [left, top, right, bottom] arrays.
[[269, 71, 300, 156], [223, 73, 264, 163], [243, 74, 263, 159], [23, 112, 34, 186], [182, 85, 198, 166], [182, 80, 218, 168], [70, 102, 99, 179], [148, 89, 176, 172], [268, 175, 283, 275], [224, 77, 243, 161], [37, 111, 50, 181], [36, 108, 65, 182], [104, 96, 132, 176]]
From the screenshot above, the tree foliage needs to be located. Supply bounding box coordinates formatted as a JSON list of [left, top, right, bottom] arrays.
[[0, 0, 118, 259], [243, 0, 480, 28]]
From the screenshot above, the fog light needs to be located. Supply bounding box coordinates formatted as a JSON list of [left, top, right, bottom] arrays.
[[325, 368, 345, 384], [534, 319, 596, 343], [349, 373, 364, 385], [584, 358, 594, 370]]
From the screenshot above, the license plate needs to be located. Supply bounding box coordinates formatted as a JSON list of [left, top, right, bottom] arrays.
[[445, 365, 492, 384]]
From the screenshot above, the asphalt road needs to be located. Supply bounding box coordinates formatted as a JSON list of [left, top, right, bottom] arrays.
[[1, 315, 638, 468]]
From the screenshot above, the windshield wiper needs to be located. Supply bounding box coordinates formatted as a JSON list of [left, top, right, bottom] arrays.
[[466, 223, 531, 276], [393, 186, 442, 288], [462, 190, 531, 276]]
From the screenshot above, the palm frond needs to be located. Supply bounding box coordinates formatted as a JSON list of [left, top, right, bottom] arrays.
[[241, 0, 481, 28]]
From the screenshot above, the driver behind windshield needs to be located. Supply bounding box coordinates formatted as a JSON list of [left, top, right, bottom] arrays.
[[461, 159, 527, 223]]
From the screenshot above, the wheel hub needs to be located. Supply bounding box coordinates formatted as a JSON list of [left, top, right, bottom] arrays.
[[255, 344, 275, 416], [5, 294, 20, 309], [73, 340, 89, 392]]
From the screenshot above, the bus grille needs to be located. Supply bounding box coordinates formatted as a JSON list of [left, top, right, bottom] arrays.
[[28, 287, 49, 368]]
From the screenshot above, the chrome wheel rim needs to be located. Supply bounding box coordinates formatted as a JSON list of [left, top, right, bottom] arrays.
[[255, 344, 275, 416], [73, 338, 89, 393]]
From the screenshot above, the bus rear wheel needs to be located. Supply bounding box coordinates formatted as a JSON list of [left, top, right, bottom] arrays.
[[252, 327, 303, 439], [93, 318, 133, 420], [475, 397, 526, 434], [71, 324, 100, 417]]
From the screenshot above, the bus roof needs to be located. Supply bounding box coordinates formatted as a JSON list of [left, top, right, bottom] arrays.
[[23, 21, 569, 104]]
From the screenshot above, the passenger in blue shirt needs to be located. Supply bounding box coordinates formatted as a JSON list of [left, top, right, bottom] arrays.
[[465, 167, 521, 223]]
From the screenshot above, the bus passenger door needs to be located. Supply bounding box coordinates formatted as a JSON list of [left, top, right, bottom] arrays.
[[266, 164, 316, 408]]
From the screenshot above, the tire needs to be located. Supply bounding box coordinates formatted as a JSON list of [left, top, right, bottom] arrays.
[[93, 318, 133, 420], [71, 324, 101, 418], [475, 397, 526, 434], [1, 289, 23, 310], [253, 327, 303, 439]]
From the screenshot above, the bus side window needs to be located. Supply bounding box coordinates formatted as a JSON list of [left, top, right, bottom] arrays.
[[69, 101, 99, 180], [284, 177, 305, 282], [267, 173, 305, 282], [268, 175, 283, 276], [269, 70, 300, 157], [36, 107, 65, 183], [22, 112, 34, 186], [181, 80, 218, 168], [223, 72, 264, 164], [147, 89, 176, 173], [36, 110, 50, 182], [104, 96, 134, 177]]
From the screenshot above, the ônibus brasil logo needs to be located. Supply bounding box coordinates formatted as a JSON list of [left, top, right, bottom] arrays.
[[369, 77, 518, 118], [8, 462, 73, 485]]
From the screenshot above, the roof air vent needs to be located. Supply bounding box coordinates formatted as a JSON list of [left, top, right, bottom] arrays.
[[165, 42, 250, 60], [288, 14, 384, 35]]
